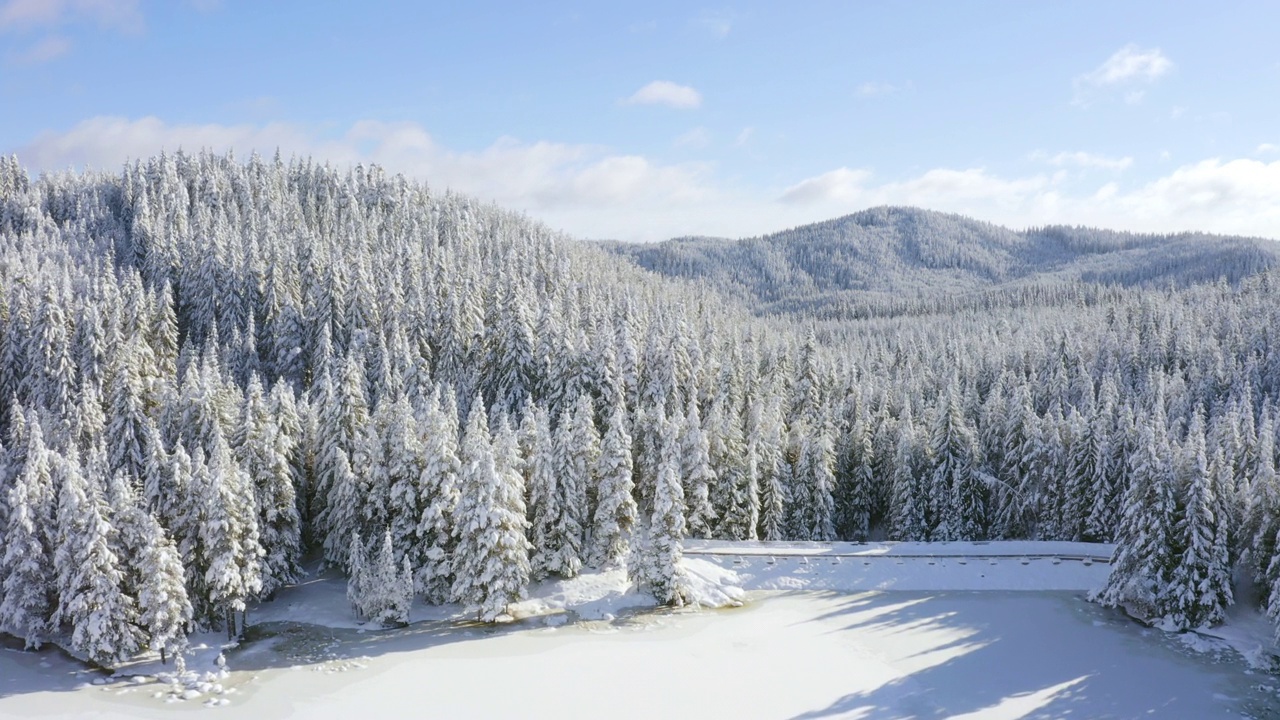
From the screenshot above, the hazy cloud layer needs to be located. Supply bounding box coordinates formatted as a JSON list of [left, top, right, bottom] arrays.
[[624, 81, 702, 109], [15, 116, 1280, 243], [1074, 44, 1172, 105], [0, 0, 143, 33], [1031, 151, 1134, 171], [7, 33, 70, 63]]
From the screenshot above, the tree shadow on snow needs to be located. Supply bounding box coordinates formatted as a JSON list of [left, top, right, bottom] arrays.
[[0, 633, 114, 700], [226, 601, 667, 674], [786, 590, 1259, 720]]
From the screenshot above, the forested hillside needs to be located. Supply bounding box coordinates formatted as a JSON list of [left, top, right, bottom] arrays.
[[2, 154, 1280, 668], [606, 206, 1279, 319]]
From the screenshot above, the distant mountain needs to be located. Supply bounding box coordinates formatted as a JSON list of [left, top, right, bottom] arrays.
[[602, 206, 1280, 319]]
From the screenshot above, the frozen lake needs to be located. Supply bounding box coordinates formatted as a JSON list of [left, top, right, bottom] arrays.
[[2, 590, 1276, 719]]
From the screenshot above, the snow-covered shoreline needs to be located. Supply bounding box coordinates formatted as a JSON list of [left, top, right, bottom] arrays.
[[4, 540, 1280, 718]]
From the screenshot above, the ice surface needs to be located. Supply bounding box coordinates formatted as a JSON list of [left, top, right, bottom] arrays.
[[2, 541, 1277, 719]]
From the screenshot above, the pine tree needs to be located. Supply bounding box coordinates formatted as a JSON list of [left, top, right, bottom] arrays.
[[794, 421, 837, 542], [548, 396, 597, 577], [236, 376, 302, 597], [1095, 399, 1179, 619], [1169, 415, 1232, 628], [889, 406, 929, 541], [928, 384, 985, 541], [200, 428, 264, 637], [591, 402, 637, 567], [415, 388, 461, 604], [379, 394, 424, 571], [524, 403, 559, 579], [0, 413, 55, 648], [754, 395, 788, 542], [1249, 410, 1280, 598], [710, 394, 756, 540], [631, 402, 691, 606], [361, 529, 412, 626], [59, 472, 143, 666], [107, 337, 151, 482], [680, 396, 716, 539], [346, 530, 369, 617], [835, 400, 875, 541], [322, 447, 362, 569], [135, 511, 193, 663], [450, 401, 531, 622]]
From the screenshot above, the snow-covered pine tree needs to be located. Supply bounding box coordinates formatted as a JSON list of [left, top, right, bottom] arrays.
[[321, 445, 363, 569], [835, 396, 876, 541], [362, 528, 412, 626], [346, 530, 369, 617], [56, 468, 143, 666], [415, 388, 461, 603], [1169, 412, 1233, 628], [1059, 407, 1093, 542], [135, 509, 192, 663], [524, 403, 559, 579], [450, 401, 531, 622], [236, 375, 303, 597], [379, 393, 424, 571], [889, 405, 929, 541], [928, 382, 985, 541], [485, 278, 537, 419], [107, 337, 152, 482], [633, 401, 692, 606], [991, 384, 1040, 539], [550, 395, 599, 576], [200, 427, 264, 637], [1249, 409, 1280, 600], [710, 391, 756, 540], [591, 401, 637, 567], [794, 421, 837, 542], [680, 395, 716, 539], [1094, 392, 1179, 619], [1082, 384, 1119, 542], [0, 412, 55, 648]]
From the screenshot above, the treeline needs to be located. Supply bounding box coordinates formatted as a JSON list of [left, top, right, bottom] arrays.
[[2, 153, 1280, 667], [609, 205, 1279, 320]]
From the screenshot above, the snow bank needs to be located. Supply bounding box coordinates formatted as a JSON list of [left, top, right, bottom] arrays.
[[690, 539, 1114, 592]]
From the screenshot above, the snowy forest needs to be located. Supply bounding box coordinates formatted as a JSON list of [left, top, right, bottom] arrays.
[[3, 151, 1280, 668]]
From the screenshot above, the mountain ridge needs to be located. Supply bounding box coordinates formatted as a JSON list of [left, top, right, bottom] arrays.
[[602, 206, 1279, 319]]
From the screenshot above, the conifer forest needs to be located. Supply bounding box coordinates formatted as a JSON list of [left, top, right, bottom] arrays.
[[4, 151, 1280, 667]]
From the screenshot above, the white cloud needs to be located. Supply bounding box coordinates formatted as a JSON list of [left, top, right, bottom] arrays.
[[778, 160, 1280, 241], [1074, 44, 1172, 105], [692, 10, 733, 38], [7, 33, 70, 63], [624, 80, 702, 109], [14, 116, 716, 240], [1105, 158, 1280, 224], [779, 168, 871, 205], [856, 81, 897, 97], [1257, 143, 1279, 155], [674, 127, 710, 149], [0, 0, 143, 33], [734, 127, 754, 147], [14, 116, 1280, 243], [1079, 44, 1173, 86], [1031, 151, 1133, 171]]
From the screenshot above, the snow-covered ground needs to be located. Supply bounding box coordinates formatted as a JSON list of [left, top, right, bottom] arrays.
[[2, 541, 1278, 719]]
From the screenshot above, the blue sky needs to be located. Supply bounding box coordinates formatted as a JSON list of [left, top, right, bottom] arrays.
[[2, 1, 1279, 241]]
